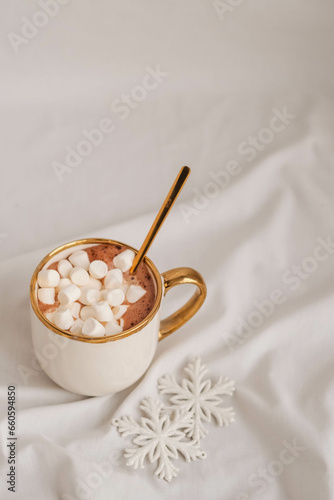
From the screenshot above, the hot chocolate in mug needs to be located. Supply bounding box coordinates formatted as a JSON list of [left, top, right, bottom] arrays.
[[30, 238, 206, 396]]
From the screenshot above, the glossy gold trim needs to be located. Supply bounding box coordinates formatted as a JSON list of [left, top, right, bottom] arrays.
[[130, 167, 191, 274], [30, 238, 163, 344], [158, 267, 207, 341]]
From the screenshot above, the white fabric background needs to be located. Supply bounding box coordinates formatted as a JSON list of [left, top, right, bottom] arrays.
[[0, 1, 334, 499]]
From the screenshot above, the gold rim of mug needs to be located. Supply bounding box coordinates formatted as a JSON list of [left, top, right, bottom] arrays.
[[30, 238, 163, 344]]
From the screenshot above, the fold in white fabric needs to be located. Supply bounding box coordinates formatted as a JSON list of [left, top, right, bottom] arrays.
[[1, 105, 334, 498]]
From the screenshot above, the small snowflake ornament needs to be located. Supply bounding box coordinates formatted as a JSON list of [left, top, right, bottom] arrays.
[[158, 357, 235, 441], [112, 398, 206, 482]]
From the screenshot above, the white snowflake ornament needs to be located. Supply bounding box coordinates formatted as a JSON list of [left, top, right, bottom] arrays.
[[158, 357, 235, 441], [112, 398, 206, 482]]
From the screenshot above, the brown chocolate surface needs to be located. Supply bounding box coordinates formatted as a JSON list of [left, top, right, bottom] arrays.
[[38, 243, 157, 331]]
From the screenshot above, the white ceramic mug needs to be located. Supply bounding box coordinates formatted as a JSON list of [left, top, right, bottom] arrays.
[[30, 238, 206, 396]]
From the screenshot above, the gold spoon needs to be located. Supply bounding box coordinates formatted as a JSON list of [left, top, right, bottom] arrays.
[[130, 166, 191, 274]]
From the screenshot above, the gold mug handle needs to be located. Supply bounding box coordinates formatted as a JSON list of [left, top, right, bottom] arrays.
[[159, 267, 207, 341]]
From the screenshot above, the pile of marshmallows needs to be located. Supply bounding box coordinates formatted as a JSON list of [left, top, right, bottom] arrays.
[[37, 249, 146, 337]]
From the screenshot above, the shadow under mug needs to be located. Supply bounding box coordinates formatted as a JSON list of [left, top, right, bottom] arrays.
[[30, 238, 207, 396]]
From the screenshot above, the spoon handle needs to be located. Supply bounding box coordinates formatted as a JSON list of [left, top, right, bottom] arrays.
[[130, 166, 191, 274]]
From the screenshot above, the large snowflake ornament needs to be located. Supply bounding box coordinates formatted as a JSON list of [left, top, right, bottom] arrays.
[[158, 357, 235, 441], [112, 398, 206, 482]]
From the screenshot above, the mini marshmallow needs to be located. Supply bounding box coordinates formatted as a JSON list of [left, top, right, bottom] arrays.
[[80, 287, 101, 305], [87, 277, 102, 290], [37, 269, 60, 288], [80, 305, 95, 321], [45, 311, 55, 323], [38, 287, 55, 305], [82, 318, 105, 337], [58, 284, 81, 305], [57, 259, 73, 278], [101, 288, 125, 307], [92, 301, 114, 322], [105, 320, 123, 335], [120, 318, 125, 328], [100, 289, 109, 301], [68, 250, 90, 271], [71, 301, 81, 319], [54, 308, 74, 330], [126, 285, 147, 303], [70, 318, 84, 335], [113, 249, 135, 272], [89, 260, 108, 279], [56, 278, 72, 292], [112, 305, 128, 320], [104, 269, 123, 289], [69, 267, 90, 286], [121, 283, 130, 295]]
